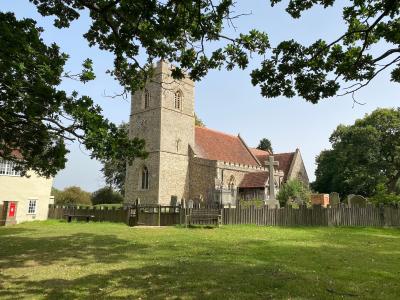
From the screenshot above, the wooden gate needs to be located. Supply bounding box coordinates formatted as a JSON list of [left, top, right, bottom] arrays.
[[128, 204, 182, 226]]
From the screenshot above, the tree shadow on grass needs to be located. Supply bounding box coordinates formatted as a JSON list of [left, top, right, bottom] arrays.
[[1, 225, 399, 299], [0, 227, 36, 237], [1, 237, 399, 299], [3, 248, 396, 300], [0, 260, 302, 299], [0, 231, 148, 270]]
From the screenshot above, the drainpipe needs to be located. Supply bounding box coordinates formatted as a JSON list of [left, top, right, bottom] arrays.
[[220, 168, 225, 206]]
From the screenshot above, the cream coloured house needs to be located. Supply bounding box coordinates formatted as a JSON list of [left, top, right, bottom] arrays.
[[0, 159, 53, 223]]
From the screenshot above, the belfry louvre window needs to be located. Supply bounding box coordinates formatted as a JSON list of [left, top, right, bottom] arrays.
[[174, 90, 182, 110], [144, 89, 150, 108], [141, 166, 149, 189], [0, 159, 21, 176]]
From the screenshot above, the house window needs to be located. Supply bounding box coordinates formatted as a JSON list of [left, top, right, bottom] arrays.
[[144, 89, 150, 108], [141, 166, 149, 190], [28, 199, 37, 214], [0, 159, 21, 176], [174, 90, 182, 110]]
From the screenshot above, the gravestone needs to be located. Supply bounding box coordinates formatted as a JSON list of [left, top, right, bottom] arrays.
[[329, 192, 340, 207], [187, 199, 194, 209], [265, 199, 280, 209], [347, 194, 355, 201], [348, 195, 367, 208]]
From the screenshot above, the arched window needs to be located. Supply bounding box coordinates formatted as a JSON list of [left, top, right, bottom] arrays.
[[228, 176, 236, 197], [228, 176, 236, 189], [144, 89, 150, 109], [141, 166, 149, 189], [228, 175, 236, 189], [174, 90, 182, 110]]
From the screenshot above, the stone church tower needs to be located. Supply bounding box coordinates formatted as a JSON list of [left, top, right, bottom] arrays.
[[125, 61, 195, 205]]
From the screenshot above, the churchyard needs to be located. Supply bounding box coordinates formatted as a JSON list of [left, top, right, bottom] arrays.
[[0, 221, 399, 299]]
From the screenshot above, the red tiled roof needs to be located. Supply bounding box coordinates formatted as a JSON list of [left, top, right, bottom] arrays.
[[250, 148, 270, 164], [239, 172, 268, 188], [250, 148, 295, 181], [195, 127, 259, 166], [251, 148, 272, 156], [0, 149, 23, 160]]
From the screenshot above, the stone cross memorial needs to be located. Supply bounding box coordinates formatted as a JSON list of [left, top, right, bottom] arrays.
[[265, 156, 280, 208]]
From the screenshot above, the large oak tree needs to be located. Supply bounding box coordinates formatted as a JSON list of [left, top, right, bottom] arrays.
[[0, 12, 146, 177], [312, 108, 400, 197], [2, 1, 400, 176], [31, 0, 400, 101]]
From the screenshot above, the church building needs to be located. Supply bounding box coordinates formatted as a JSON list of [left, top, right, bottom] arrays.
[[125, 61, 309, 206]]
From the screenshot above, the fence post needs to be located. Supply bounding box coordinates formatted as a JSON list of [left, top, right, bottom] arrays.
[[228, 203, 231, 225], [221, 204, 224, 225], [158, 204, 161, 226], [327, 206, 332, 227], [379, 203, 385, 226], [135, 198, 140, 225], [126, 206, 131, 226], [180, 198, 185, 225]]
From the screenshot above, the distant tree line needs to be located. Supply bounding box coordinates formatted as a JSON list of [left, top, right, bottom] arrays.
[[52, 186, 124, 206]]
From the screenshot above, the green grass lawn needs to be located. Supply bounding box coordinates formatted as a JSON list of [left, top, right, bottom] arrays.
[[0, 221, 399, 299]]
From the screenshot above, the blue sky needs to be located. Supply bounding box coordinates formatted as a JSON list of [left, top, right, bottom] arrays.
[[1, 1, 398, 191]]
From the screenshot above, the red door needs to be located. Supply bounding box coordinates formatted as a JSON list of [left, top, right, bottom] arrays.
[[9, 202, 16, 217]]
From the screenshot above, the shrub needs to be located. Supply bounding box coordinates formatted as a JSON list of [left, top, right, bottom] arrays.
[[395, 178, 400, 195], [51, 187, 61, 198], [277, 179, 311, 207], [239, 198, 264, 208], [369, 183, 400, 205], [54, 186, 92, 206], [91, 186, 124, 205]]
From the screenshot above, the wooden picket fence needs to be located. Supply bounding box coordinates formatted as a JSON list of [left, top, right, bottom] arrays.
[[221, 204, 400, 227], [48, 205, 130, 224], [47, 204, 400, 227], [47, 204, 183, 226]]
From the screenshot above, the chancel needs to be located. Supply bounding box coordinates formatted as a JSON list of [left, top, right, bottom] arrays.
[[125, 61, 309, 206]]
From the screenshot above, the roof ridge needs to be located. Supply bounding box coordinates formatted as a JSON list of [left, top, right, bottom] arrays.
[[195, 126, 239, 139], [237, 135, 262, 167], [250, 147, 269, 153], [271, 152, 296, 156], [249, 147, 295, 156]]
